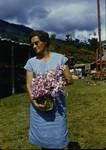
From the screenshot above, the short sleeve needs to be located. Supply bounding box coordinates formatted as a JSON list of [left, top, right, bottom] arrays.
[[61, 55, 68, 65], [24, 59, 33, 72]]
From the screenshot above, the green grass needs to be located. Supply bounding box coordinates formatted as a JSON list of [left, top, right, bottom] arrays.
[[0, 80, 106, 149]]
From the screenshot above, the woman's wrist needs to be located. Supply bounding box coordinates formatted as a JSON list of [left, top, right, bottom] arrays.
[[31, 95, 35, 100], [31, 97, 36, 103], [31, 98, 35, 101]]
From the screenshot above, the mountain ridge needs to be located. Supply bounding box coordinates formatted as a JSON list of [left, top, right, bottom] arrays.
[[0, 19, 34, 43]]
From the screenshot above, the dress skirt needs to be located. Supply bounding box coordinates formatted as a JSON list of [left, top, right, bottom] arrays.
[[29, 92, 69, 149]]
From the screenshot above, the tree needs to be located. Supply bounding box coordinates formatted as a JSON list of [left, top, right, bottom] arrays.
[[50, 33, 56, 51], [65, 33, 72, 42], [88, 38, 98, 51]]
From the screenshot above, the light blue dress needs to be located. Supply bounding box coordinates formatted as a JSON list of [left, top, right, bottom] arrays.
[[24, 52, 69, 149]]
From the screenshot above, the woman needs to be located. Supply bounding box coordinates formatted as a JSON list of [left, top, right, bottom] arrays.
[[24, 30, 73, 150]]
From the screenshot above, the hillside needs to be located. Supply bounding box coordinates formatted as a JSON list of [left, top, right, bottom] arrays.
[[0, 19, 97, 63], [0, 19, 33, 43]]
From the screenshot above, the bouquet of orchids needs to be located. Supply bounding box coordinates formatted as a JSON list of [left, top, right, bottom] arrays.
[[31, 65, 67, 111]]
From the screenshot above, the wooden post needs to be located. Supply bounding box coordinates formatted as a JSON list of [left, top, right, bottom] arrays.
[[97, 0, 103, 80], [105, 0, 106, 40], [11, 45, 15, 94]]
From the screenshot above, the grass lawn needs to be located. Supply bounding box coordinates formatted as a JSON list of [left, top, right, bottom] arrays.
[[0, 80, 106, 149]]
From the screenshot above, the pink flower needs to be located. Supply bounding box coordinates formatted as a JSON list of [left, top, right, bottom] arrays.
[[31, 65, 66, 100]]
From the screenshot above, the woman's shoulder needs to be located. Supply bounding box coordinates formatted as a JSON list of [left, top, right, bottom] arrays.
[[51, 52, 65, 58], [51, 52, 68, 65], [27, 56, 37, 62]]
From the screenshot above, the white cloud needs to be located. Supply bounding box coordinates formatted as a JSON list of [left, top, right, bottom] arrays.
[[0, 0, 105, 40]]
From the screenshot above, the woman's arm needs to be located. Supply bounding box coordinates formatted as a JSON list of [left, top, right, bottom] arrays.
[[26, 71, 33, 99], [63, 65, 73, 85]]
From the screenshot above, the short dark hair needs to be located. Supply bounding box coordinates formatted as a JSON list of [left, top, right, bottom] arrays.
[[30, 30, 50, 47]]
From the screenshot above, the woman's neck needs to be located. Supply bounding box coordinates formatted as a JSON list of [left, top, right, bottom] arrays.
[[36, 50, 51, 60], [42, 51, 51, 61]]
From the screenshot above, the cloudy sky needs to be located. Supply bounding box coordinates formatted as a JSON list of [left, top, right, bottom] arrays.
[[0, 0, 105, 41]]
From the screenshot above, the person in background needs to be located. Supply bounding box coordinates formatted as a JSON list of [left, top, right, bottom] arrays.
[[24, 30, 73, 150]]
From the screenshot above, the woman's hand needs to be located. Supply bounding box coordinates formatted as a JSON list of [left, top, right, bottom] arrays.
[[63, 65, 73, 85], [31, 99, 46, 111]]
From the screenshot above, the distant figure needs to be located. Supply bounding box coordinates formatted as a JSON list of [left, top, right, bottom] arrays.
[[81, 67, 86, 79], [90, 68, 96, 80], [24, 30, 73, 150]]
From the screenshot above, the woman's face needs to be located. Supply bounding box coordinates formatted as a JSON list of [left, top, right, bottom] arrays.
[[31, 36, 47, 54]]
